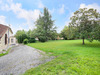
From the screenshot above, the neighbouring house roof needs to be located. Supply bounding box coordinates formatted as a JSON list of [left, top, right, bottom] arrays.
[[0, 24, 13, 39]]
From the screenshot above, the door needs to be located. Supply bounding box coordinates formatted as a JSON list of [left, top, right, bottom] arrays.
[[5, 34, 7, 45]]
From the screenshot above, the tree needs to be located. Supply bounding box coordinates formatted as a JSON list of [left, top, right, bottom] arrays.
[[50, 30, 58, 40], [26, 29, 36, 43], [61, 26, 77, 40], [27, 29, 32, 39], [69, 8, 100, 44], [15, 30, 28, 43], [61, 26, 68, 40], [93, 20, 100, 41], [35, 7, 56, 42]]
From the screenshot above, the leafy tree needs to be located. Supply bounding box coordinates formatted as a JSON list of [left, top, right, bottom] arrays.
[[93, 20, 100, 41], [15, 30, 28, 43], [35, 7, 56, 42], [30, 29, 37, 38], [57, 33, 62, 39], [26, 29, 36, 43], [69, 8, 100, 44], [27, 29, 32, 39], [61, 26, 77, 40], [61, 26, 68, 40], [50, 30, 58, 40]]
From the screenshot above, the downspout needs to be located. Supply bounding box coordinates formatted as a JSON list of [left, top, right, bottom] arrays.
[[8, 27, 10, 46], [8, 28, 9, 45]]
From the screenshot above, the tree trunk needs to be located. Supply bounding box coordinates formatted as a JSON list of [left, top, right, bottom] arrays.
[[83, 37, 85, 45]]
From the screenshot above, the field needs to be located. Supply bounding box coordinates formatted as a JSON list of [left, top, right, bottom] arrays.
[[24, 40, 100, 75]]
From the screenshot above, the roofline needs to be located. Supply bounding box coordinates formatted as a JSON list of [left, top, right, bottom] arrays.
[[0, 24, 13, 38], [9, 27, 13, 34]]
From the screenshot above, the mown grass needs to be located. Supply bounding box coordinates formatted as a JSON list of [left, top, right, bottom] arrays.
[[24, 40, 100, 75], [0, 48, 11, 57]]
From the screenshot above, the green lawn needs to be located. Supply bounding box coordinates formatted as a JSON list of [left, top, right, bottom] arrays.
[[24, 40, 100, 75]]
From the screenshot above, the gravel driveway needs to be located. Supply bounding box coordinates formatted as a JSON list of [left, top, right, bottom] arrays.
[[0, 45, 54, 75]]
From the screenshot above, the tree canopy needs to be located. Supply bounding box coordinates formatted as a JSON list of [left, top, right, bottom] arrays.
[[69, 8, 100, 44], [15, 30, 28, 43], [61, 26, 77, 40], [35, 7, 57, 42]]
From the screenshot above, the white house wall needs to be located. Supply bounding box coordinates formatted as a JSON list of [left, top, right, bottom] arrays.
[[10, 37, 16, 45], [0, 29, 13, 52]]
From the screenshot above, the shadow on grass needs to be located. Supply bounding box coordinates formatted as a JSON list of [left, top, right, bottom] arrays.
[[72, 41, 100, 48]]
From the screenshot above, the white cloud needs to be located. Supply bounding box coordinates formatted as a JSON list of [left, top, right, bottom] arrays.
[[80, 3, 100, 12], [0, 16, 7, 25], [1, 4, 10, 11], [64, 12, 74, 26], [0, 0, 41, 30], [65, 3, 100, 27], [0, 0, 2, 4], [59, 4, 65, 14], [0, 15, 16, 35], [65, 21, 70, 26], [0, 15, 18, 34], [38, 0, 44, 8], [49, 8, 55, 14], [57, 25, 65, 33]]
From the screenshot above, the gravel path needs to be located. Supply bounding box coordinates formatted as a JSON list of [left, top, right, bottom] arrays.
[[0, 45, 54, 75]]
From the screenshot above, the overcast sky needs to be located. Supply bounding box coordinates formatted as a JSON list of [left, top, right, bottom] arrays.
[[0, 0, 100, 34]]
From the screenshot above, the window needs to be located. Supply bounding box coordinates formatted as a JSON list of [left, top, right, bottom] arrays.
[[11, 39, 13, 43]]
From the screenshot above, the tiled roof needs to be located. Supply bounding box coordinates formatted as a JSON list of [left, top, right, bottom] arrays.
[[0, 24, 10, 38]]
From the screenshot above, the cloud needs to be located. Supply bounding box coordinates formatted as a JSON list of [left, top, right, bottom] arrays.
[[0, 16, 7, 25], [0, 0, 41, 30], [9, 2, 41, 22], [65, 3, 100, 26], [59, 4, 65, 14], [80, 3, 100, 12], [65, 21, 70, 26], [0, 15, 16, 34], [57, 25, 65, 33], [38, 0, 44, 8], [0, 0, 2, 4], [49, 8, 55, 14], [1, 4, 10, 11], [0, 15, 19, 34]]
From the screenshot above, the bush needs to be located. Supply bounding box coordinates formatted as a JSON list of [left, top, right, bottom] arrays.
[[23, 39, 28, 44], [17, 34, 28, 43], [39, 36, 47, 42], [29, 38, 36, 43]]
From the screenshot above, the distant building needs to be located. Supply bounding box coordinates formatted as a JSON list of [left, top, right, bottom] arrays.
[[35, 37, 39, 41], [57, 36, 64, 40], [0, 24, 16, 52]]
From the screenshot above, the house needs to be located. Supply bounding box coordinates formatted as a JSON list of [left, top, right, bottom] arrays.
[[57, 36, 64, 40], [0, 24, 16, 52]]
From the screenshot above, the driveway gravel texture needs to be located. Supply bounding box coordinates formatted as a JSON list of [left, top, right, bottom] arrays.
[[0, 45, 54, 75]]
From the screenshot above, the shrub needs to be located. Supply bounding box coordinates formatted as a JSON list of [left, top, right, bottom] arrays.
[[15, 30, 28, 43], [39, 36, 47, 42], [23, 39, 28, 44], [29, 38, 36, 43], [16, 34, 28, 43]]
